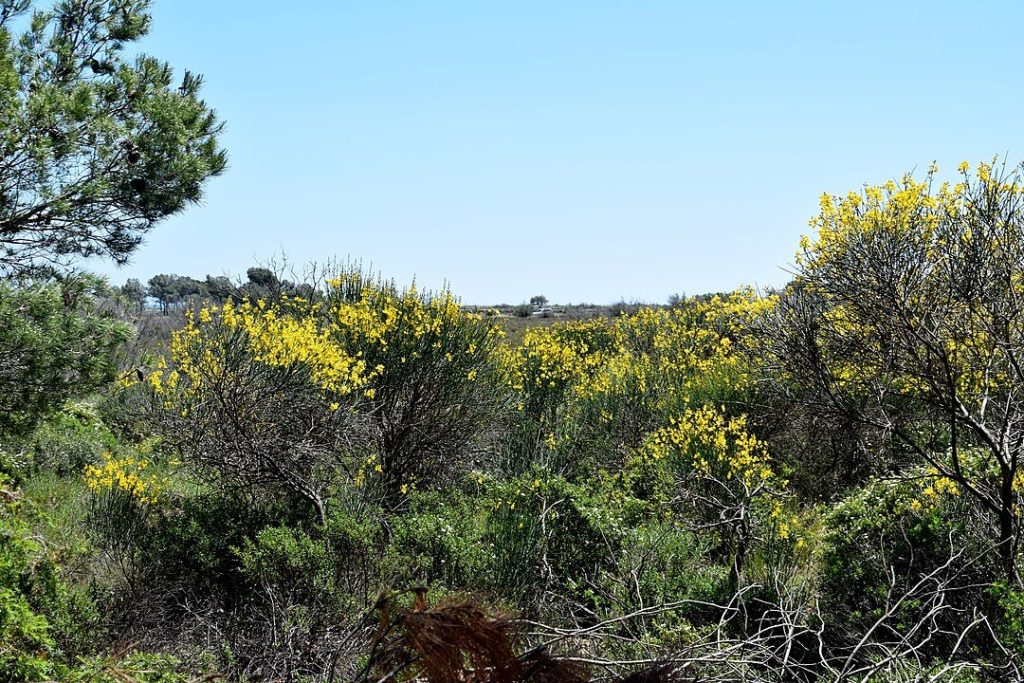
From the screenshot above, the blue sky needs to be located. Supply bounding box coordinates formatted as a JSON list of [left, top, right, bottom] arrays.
[[92, 0, 1024, 304]]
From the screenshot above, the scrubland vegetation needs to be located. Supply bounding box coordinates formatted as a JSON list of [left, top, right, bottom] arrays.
[[7, 159, 1024, 682], [3, 2, 1024, 681]]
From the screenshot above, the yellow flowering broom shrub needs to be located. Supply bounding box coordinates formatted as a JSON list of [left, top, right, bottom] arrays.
[[499, 290, 773, 473], [565, 292, 769, 458], [81, 450, 168, 587], [497, 320, 619, 471], [820, 461, 993, 658], [321, 270, 507, 499], [763, 160, 1024, 577], [501, 320, 619, 421], [147, 266, 506, 512], [144, 296, 355, 520], [636, 405, 785, 586], [84, 452, 163, 505]]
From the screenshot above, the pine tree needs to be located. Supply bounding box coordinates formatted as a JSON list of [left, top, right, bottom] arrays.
[[0, 0, 226, 275]]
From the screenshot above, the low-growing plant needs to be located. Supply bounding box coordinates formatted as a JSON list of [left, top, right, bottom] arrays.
[[0, 475, 105, 681]]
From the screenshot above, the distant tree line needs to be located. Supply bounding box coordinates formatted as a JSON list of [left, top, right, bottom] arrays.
[[119, 267, 315, 314]]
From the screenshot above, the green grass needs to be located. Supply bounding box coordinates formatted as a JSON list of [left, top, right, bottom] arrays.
[[21, 472, 93, 555]]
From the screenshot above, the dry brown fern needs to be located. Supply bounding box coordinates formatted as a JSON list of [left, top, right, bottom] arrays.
[[399, 599, 520, 682], [368, 589, 524, 682]]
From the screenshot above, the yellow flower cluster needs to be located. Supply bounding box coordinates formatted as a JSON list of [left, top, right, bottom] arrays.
[[799, 173, 949, 270], [797, 161, 1024, 274], [606, 297, 756, 394], [223, 299, 369, 395], [909, 467, 961, 513], [794, 163, 1024, 410], [150, 276, 501, 427], [328, 279, 472, 349], [767, 500, 807, 546], [503, 320, 616, 397], [501, 291, 772, 425], [84, 453, 163, 504], [642, 406, 774, 485]]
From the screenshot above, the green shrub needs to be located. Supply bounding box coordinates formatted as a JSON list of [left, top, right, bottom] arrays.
[[604, 521, 728, 627], [387, 488, 490, 591], [820, 475, 999, 659], [0, 277, 131, 436], [21, 404, 118, 476], [0, 498, 54, 681], [992, 581, 1024, 655], [229, 503, 381, 679], [135, 492, 278, 599], [237, 503, 380, 612], [0, 475, 103, 681], [99, 381, 161, 443], [64, 651, 190, 683], [481, 470, 652, 614]]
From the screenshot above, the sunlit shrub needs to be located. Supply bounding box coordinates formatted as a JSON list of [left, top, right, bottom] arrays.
[[143, 266, 507, 515], [0, 476, 57, 681], [84, 452, 166, 588], [8, 403, 118, 477], [499, 291, 771, 475], [502, 320, 619, 422], [323, 271, 508, 499], [63, 651, 190, 683], [0, 475, 104, 681], [479, 469, 656, 616], [633, 405, 787, 588], [762, 161, 1024, 578], [387, 489, 490, 591], [498, 320, 618, 472], [84, 452, 165, 505]]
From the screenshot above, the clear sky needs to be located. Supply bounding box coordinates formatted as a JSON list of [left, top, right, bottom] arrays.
[[92, 0, 1024, 304]]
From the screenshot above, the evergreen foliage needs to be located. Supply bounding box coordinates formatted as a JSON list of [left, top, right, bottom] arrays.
[[0, 0, 225, 276]]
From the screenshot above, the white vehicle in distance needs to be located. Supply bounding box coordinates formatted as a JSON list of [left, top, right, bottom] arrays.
[[531, 307, 554, 317]]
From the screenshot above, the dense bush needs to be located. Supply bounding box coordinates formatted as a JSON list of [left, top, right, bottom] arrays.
[[760, 162, 1024, 577], [819, 471, 1000, 658], [0, 277, 130, 435], [144, 267, 507, 516], [19, 403, 118, 476], [0, 475, 61, 681], [0, 472, 182, 682]]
